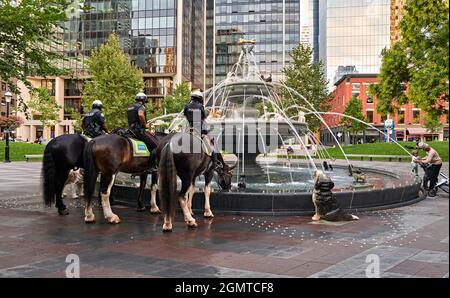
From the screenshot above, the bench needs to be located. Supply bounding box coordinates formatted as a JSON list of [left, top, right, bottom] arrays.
[[346, 154, 411, 162], [24, 154, 43, 162]]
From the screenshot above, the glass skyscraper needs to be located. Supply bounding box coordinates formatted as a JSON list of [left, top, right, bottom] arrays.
[[319, 0, 390, 89], [213, 0, 303, 83], [60, 0, 206, 104], [18, 0, 207, 142]]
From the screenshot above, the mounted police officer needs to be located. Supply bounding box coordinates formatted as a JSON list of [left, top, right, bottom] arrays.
[[82, 100, 108, 138], [127, 92, 158, 172], [183, 90, 219, 168]]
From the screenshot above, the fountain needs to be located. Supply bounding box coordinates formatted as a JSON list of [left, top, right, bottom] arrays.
[[111, 40, 425, 215]]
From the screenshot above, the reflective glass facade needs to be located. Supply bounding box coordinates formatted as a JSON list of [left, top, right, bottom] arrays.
[[182, 0, 205, 89], [319, 0, 390, 89], [214, 0, 301, 83], [59, 0, 206, 101]]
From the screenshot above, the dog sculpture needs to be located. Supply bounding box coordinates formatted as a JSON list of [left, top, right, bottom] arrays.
[[348, 164, 366, 183], [312, 170, 359, 221]]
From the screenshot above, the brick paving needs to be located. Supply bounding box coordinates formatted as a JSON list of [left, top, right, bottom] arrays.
[[0, 161, 448, 278]]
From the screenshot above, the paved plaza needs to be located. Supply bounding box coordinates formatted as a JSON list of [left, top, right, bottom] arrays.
[[0, 161, 448, 278]]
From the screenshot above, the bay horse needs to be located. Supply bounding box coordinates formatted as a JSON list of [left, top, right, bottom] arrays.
[[157, 132, 236, 232], [82, 133, 164, 224], [42, 133, 87, 215]]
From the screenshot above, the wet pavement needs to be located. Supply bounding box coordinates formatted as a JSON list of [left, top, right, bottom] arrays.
[[0, 161, 448, 278]]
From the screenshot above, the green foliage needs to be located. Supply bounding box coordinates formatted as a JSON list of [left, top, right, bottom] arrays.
[[162, 82, 191, 114], [65, 107, 83, 132], [0, 0, 78, 94], [340, 96, 367, 144], [27, 88, 61, 127], [283, 44, 331, 132], [82, 33, 145, 129], [369, 0, 449, 129]]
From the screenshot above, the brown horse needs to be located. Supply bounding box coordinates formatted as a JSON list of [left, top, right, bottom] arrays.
[[82, 133, 163, 224], [157, 132, 236, 232]]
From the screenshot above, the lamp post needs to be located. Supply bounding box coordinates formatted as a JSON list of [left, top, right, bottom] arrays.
[[4, 91, 12, 163]]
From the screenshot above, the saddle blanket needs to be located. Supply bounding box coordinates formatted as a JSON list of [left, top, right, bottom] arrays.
[[81, 134, 150, 157], [129, 138, 150, 157]]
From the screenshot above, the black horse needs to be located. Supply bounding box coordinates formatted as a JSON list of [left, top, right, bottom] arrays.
[[157, 132, 235, 232], [42, 133, 87, 215]]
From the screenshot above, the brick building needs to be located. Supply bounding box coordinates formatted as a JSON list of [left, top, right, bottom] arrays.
[[320, 74, 449, 145]]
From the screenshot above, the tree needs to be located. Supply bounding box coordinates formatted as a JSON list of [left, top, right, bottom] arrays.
[[82, 33, 145, 129], [0, 115, 23, 131], [0, 0, 85, 94], [162, 82, 191, 114], [340, 96, 367, 144], [369, 0, 449, 130], [26, 88, 61, 128], [283, 44, 331, 132]]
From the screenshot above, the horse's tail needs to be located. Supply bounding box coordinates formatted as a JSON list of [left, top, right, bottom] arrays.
[[42, 140, 56, 206], [159, 143, 177, 219], [83, 141, 98, 205]]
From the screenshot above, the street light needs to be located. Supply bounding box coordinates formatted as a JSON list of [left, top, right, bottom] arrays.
[[4, 91, 12, 163]]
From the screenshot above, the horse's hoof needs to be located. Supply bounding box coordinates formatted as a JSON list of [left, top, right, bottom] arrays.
[[312, 215, 321, 221], [187, 221, 198, 229], [58, 208, 69, 216], [136, 207, 146, 212], [163, 224, 172, 232], [150, 207, 161, 214], [107, 215, 121, 224], [203, 212, 214, 218], [84, 217, 95, 224]]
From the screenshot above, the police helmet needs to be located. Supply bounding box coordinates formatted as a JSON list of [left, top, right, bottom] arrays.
[[92, 100, 103, 109], [191, 90, 204, 104], [135, 92, 148, 103]]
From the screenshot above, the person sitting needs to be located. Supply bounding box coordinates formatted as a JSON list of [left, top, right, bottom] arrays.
[[127, 92, 159, 172], [184, 90, 220, 168], [82, 100, 108, 138]]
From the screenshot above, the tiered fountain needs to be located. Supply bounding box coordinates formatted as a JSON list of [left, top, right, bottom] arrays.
[[112, 40, 425, 214]]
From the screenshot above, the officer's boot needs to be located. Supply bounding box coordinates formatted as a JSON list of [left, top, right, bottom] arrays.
[[148, 149, 158, 173], [212, 151, 220, 169]]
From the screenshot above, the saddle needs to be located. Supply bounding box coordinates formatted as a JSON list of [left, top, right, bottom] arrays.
[[113, 128, 150, 157], [80, 134, 92, 142], [188, 128, 214, 156]]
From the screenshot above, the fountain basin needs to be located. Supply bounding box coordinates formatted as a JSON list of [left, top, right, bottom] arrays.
[[111, 164, 424, 215]]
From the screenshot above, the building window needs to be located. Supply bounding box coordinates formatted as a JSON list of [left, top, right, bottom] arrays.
[[366, 110, 373, 123], [366, 93, 373, 103], [351, 83, 360, 98], [398, 110, 405, 124], [412, 110, 420, 124]]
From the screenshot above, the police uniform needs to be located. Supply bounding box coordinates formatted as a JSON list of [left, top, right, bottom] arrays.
[[82, 108, 106, 138], [127, 102, 158, 152], [184, 99, 208, 134]]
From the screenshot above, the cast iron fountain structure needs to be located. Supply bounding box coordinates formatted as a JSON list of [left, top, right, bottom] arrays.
[[112, 40, 425, 214]]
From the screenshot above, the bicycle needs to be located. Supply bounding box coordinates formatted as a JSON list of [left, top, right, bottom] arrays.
[[419, 163, 449, 196], [435, 172, 449, 194]]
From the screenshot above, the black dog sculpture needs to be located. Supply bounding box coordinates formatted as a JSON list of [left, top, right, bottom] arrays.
[[312, 170, 359, 221]]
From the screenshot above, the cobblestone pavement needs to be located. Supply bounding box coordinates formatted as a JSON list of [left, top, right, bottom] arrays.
[[0, 161, 448, 278]]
